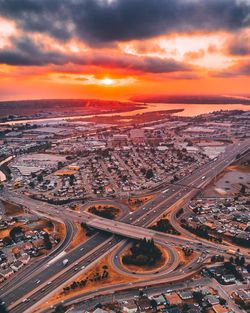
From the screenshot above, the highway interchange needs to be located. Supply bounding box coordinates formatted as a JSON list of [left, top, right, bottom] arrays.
[[0, 139, 249, 312]]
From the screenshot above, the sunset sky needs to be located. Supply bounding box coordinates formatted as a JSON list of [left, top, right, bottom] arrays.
[[0, 0, 250, 100]]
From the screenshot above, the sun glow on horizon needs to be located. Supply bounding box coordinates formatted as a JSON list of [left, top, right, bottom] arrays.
[[100, 77, 115, 86]]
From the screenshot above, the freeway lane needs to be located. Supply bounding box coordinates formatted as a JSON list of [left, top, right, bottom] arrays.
[[0, 220, 74, 295], [2, 233, 111, 309], [1, 139, 249, 312], [11, 235, 121, 313]]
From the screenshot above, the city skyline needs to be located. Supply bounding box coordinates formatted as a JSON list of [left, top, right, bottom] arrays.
[[0, 0, 250, 101]]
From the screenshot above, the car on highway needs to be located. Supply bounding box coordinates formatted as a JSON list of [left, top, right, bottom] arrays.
[[35, 279, 40, 284], [62, 259, 69, 266]]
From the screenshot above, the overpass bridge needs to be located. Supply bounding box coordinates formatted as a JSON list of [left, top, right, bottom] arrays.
[[87, 217, 155, 240]]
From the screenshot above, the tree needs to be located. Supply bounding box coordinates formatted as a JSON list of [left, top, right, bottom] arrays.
[[43, 233, 52, 250], [239, 256, 245, 266], [145, 169, 154, 179], [183, 303, 189, 313], [53, 304, 64, 313], [69, 174, 75, 186], [47, 221, 54, 229], [219, 298, 226, 305], [37, 174, 43, 182], [193, 291, 203, 304], [9, 226, 23, 241], [240, 184, 246, 194], [57, 161, 63, 169], [211, 255, 216, 263], [3, 236, 12, 246], [150, 299, 157, 311]]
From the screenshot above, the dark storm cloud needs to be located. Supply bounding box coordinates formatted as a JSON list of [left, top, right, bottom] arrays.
[[89, 54, 190, 73], [0, 37, 72, 65], [0, 36, 189, 73], [0, 0, 249, 44], [227, 33, 250, 55]]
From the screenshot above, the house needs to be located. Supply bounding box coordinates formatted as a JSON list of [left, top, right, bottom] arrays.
[[221, 274, 235, 284], [212, 304, 229, 313], [188, 304, 202, 313], [19, 253, 30, 265], [164, 307, 182, 313], [136, 297, 151, 312], [0, 274, 5, 283], [122, 299, 138, 313], [165, 292, 182, 305], [178, 291, 193, 300], [152, 294, 166, 305], [23, 242, 33, 251], [0, 268, 14, 278], [205, 295, 220, 305], [32, 238, 45, 250], [236, 290, 250, 305], [11, 260, 24, 272], [93, 309, 109, 313]]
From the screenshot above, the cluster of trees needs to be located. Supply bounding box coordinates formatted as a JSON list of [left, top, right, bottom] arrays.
[[2, 226, 24, 246], [141, 168, 154, 180], [235, 298, 250, 311], [211, 255, 224, 263], [232, 236, 250, 248], [229, 256, 245, 266], [182, 246, 193, 257], [151, 219, 180, 235], [53, 304, 65, 313], [128, 198, 144, 207], [181, 223, 222, 243], [89, 206, 119, 220], [43, 232, 52, 250], [9, 226, 23, 242], [63, 266, 109, 293], [223, 261, 244, 281], [122, 238, 162, 266]]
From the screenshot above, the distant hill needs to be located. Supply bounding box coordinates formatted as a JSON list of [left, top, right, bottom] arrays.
[[131, 95, 250, 105], [0, 99, 144, 118]]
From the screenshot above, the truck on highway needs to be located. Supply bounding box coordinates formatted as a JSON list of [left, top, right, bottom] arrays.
[[227, 249, 242, 256], [62, 259, 69, 266], [227, 249, 236, 255]]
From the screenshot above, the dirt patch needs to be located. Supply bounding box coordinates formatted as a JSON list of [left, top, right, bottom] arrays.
[[0, 199, 24, 216], [66, 223, 88, 252], [88, 205, 120, 220], [54, 220, 66, 241], [177, 247, 199, 266], [126, 194, 157, 212], [202, 164, 250, 197], [38, 254, 138, 311]]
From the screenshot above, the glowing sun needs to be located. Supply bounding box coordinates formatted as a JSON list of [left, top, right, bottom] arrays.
[[101, 77, 115, 86]]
